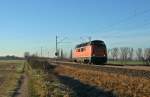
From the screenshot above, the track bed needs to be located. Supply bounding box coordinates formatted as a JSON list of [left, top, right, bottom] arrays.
[[50, 61, 150, 79]]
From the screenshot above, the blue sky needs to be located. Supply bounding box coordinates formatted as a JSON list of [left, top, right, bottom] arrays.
[[0, 0, 150, 57]]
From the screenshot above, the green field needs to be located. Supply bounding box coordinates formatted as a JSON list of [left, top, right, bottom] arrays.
[[107, 60, 144, 65], [0, 60, 24, 97]]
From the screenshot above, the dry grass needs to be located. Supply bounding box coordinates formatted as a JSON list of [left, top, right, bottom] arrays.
[[0, 60, 24, 97], [26, 60, 75, 97], [55, 65, 150, 97]]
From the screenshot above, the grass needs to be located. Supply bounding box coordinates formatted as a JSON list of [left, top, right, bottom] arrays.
[[0, 60, 24, 64], [0, 60, 25, 97], [107, 60, 144, 65], [55, 65, 150, 97], [26, 59, 75, 97]]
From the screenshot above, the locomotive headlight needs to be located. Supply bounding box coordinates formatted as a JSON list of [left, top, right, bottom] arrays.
[[104, 54, 105, 56]]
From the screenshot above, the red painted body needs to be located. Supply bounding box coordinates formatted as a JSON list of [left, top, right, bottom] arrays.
[[73, 40, 107, 64], [73, 45, 106, 58], [73, 45, 92, 58]]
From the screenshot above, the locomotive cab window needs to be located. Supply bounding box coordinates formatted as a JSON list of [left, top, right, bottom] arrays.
[[81, 47, 85, 52], [76, 48, 80, 52]]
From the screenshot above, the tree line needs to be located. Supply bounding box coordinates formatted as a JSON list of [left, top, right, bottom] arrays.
[[108, 47, 150, 65], [0, 55, 23, 60], [57, 49, 72, 59], [24, 47, 150, 65], [24, 49, 73, 59]]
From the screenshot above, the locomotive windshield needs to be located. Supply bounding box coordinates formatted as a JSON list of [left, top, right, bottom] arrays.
[[91, 40, 106, 48]]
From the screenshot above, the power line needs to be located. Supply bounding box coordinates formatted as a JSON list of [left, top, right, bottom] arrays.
[[101, 8, 150, 33], [58, 37, 68, 44], [55, 35, 71, 57], [101, 21, 150, 39]]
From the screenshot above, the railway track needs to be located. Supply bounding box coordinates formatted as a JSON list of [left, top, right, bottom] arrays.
[[49, 60, 150, 79]]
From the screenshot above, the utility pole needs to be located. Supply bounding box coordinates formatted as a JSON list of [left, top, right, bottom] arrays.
[[55, 36, 58, 57], [41, 47, 43, 57], [47, 51, 50, 57], [55, 35, 69, 58]]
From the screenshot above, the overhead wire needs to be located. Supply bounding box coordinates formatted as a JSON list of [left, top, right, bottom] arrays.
[[101, 8, 150, 33]]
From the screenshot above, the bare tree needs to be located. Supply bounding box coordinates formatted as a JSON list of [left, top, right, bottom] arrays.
[[111, 48, 119, 61], [120, 47, 130, 64], [136, 48, 143, 61], [57, 49, 60, 58], [63, 52, 68, 59], [70, 49, 73, 59], [60, 49, 64, 59], [144, 48, 150, 65], [107, 49, 111, 61], [128, 48, 134, 61]]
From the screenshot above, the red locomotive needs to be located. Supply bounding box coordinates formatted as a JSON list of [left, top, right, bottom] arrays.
[[73, 40, 107, 64]]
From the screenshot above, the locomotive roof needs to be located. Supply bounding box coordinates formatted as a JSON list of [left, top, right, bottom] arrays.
[[75, 40, 105, 48]]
